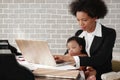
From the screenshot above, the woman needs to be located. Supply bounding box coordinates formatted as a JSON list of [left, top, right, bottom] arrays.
[[54, 0, 116, 80]]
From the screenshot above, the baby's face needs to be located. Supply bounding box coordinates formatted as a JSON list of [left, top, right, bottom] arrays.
[[67, 40, 82, 56]]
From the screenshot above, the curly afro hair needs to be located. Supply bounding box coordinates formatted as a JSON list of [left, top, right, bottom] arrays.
[[69, 0, 108, 19]]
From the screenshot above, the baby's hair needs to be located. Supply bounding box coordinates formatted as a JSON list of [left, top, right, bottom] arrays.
[[67, 36, 87, 54], [69, 0, 108, 19]]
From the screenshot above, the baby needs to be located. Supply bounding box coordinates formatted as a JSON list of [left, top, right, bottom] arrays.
[[65, 36, 96, 80]]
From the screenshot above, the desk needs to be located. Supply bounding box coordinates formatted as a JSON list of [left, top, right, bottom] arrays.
[[33, 68, 84, 80], [35, 75, 81, 80]]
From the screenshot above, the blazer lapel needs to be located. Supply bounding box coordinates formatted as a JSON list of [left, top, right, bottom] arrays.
[[90, 36, 103, 55]]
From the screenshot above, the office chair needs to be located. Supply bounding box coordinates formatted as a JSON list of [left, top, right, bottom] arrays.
[[0, 40, 34, 80], [0, 40, 21, 55], [0, 40, 9, 49]]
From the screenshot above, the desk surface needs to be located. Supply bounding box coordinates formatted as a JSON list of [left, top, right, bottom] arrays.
[[35, 76, 81, 80], [32, 68, 84, 80]]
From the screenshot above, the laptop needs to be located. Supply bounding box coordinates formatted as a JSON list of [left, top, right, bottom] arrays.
[[15, 40, 72, 67]]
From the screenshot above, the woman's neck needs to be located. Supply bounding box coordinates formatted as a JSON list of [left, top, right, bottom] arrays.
[[87, 22, 96, 33]]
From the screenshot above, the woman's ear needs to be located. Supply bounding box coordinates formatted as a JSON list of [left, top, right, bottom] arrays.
[[93, 17, 97, 21]]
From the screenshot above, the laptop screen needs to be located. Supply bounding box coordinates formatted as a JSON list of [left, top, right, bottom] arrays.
[[15, 40, 56, 66]]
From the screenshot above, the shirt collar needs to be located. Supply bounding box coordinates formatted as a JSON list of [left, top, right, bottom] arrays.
[[79, 22, 102, 37]]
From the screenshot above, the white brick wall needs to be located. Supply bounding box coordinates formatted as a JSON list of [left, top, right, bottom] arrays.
[[0, 0, 120, 54]]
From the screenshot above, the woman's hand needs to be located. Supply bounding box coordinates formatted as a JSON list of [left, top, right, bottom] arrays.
[[53, 55, 75, 64], [85, 66, 96, 80]]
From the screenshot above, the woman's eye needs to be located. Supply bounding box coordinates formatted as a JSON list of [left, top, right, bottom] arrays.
[[82, 19, 87, 21]]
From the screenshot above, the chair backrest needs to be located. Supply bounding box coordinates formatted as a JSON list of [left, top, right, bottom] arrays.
[[0, 49, 35, 80], [0, 40, 21, 55], [0, 40, 9, 49]]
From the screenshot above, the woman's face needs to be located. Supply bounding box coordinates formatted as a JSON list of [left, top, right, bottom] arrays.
[[67, 40, 82, 56], [76, 11, 97, 33]]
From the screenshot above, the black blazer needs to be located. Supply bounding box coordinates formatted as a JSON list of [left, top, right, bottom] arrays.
[[75, 25, 116, 79]]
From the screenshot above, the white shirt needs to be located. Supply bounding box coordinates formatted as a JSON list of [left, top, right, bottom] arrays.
[[73, 22, 102, 68]]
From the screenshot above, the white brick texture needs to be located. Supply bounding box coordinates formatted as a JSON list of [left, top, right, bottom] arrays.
[[0, 0, 120, 54]]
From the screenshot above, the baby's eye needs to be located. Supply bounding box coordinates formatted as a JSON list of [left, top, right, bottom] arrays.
[[77, 19, 80, 21], [72, 47, 76, 49], [67, 49, 70, 51]]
